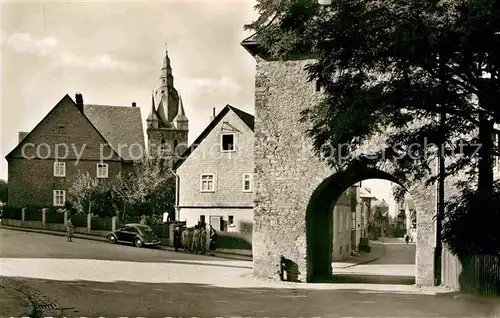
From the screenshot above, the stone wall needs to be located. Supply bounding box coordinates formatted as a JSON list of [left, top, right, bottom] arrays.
[[253, 57, 437, 285]]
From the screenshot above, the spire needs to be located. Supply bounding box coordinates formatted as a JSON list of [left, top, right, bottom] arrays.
[[161, 42, 173, 88], [147, 90, 159, 129], [174, 92, 188, 131]]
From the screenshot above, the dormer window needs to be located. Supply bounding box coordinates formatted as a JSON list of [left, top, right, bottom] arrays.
[[221, 133, 235, 152], [58, 125, 66, 134]]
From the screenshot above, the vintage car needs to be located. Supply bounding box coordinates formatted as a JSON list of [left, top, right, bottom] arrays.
[[107, 223, 161, 248]]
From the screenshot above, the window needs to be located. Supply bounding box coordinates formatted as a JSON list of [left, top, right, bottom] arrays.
[[200, 215, 206, 224], [210, 216, 222, 231], [228, 215, 234, 225], [352, 211, 356, 230], [221, 133, 235, 152], [53, 162, 66, 177], [58, 125, 66, 134], [97, 163, 108, 178], [242, 173, 252, 192], [53, 190, 65, 206], [200, 174, 215, 192]]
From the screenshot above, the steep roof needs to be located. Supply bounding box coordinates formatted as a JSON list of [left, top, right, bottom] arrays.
[[83, 104, 145, 161], [173, 105, 254, 170]]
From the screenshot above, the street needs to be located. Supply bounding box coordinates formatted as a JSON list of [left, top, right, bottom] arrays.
[[1, 229, 498, 317], [333, 239, 416, 285]]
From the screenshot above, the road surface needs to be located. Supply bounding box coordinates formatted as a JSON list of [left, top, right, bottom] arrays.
[[333, 239, 417, 285], [1, 229, 498, 317]]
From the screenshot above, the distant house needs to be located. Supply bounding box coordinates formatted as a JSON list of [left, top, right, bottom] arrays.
[[359, 187, 377, 239], [5, 93, 144, 208], [173, 105, 254, 234], [371, 199, 390, 238]]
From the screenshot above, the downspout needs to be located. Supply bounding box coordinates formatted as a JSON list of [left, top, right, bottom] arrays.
[[170, 168, 180, 221]]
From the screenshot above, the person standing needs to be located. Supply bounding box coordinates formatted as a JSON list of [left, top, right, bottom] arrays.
[[173, 227, 181, 251], [205, 222, 211, 251], [140, 215, 147, 225], [192, 225, 200, 253], [66, 213, 75, 242], [200, 226, 207, 255], [209, 225, 217, 256], [182, 227, 189, 252]]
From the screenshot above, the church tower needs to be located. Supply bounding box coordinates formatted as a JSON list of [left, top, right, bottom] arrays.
[[147, 43, 189, 160]]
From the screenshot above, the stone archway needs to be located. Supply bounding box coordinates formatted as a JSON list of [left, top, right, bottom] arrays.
[[306, 164, 407, 281], [249, 57, 438, 286]]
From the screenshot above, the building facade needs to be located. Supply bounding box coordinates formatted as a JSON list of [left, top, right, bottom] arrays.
[[6, 94, 144, 208], [146, 44, 189, 160], [174, 105, 254, 235]]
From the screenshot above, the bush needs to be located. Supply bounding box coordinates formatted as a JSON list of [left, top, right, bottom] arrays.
[[443, 185, 500, 258], [216, 232, 252, 250]]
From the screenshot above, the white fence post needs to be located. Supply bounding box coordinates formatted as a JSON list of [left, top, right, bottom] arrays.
[[87, 213, 92, 233], [42, 208, 47, 229], [21, 207, 26, 221], [64, 210, 68, 224], [112, 216, 118, 232]]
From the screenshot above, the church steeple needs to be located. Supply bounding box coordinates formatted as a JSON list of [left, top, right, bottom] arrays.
[[174, 92, 189, 131], [146, 90, 159, 129], [160, 42, 174, 88]]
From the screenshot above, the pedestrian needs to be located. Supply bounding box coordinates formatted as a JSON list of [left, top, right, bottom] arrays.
[[66, 213, 75, 242], [405, 235, 409, 244], [205, 222, 211, 251], [182, 227, 189, 252], [140, 215, 147, 225], [173, 227, 181, 251], [192, 225, 201, 253], [200, 225, 207, 254], [209, 225, 217, 256]]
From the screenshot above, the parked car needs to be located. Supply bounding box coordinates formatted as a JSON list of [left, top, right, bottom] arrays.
[[107, 223, 161, 248]]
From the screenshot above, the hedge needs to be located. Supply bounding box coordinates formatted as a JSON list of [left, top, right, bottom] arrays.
[[46, 210, 65, 223], [24, 208, 43, 222], [91, 217, 113, 231], [71, 214, 87, 227], [216, 232, 252, 250]]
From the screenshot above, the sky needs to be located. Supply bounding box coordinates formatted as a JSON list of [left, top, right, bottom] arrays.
[[0, 0, 396, 213]]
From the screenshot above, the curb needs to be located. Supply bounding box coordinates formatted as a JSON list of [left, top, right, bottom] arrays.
[[344, 244, 387, 268], [0, 281, 36, 318], [0, 225, 252, 260]]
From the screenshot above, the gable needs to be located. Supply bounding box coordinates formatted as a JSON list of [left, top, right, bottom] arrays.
[[6, 95, 120, 161], [173, 105, 254, 170]]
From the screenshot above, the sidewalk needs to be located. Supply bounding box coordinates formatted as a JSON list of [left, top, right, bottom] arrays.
[[0, 224, 252, 261], [332, 240, 385, 269], [0, 280, 34, 317]]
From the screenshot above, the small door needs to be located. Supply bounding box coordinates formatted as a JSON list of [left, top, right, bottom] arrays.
[[209, 216, 221, 231]]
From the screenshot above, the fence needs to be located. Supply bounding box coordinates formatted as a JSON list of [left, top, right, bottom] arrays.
[[2, 207, 22, 220], [24, 208, 43, 222], [460, 254, 500, 296], [70, 214, 87, 227], [91, 217, 113, 231], [46, 210, 65, 223]]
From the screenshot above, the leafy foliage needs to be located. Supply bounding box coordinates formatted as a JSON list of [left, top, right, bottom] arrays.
[[68, 171, 121, 217], [0, 179, 7, 203], [246, 0, 500, 256]]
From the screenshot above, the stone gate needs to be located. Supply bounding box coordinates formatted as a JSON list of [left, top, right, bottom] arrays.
[[242, 41, 438, 285]]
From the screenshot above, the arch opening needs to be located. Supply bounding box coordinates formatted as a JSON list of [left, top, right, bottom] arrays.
[[306, 165, 418, 283]]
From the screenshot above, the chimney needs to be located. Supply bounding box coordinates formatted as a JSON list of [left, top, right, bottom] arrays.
[[75, 93, 84, 111], [210, 107, 216, 121], [132, 102, 137, 107]]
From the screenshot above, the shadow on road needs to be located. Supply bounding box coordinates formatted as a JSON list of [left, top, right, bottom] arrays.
[[4, 276, 496, 318]]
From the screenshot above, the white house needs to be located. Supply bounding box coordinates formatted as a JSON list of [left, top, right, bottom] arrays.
[[173, 105, 254, 234]]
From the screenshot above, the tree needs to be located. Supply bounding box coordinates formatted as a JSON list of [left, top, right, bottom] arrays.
[[116, 153, 176, 223], [68, 171, 121, 217], [245, 0, 500, 257], [0, 179, 8, 203]]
